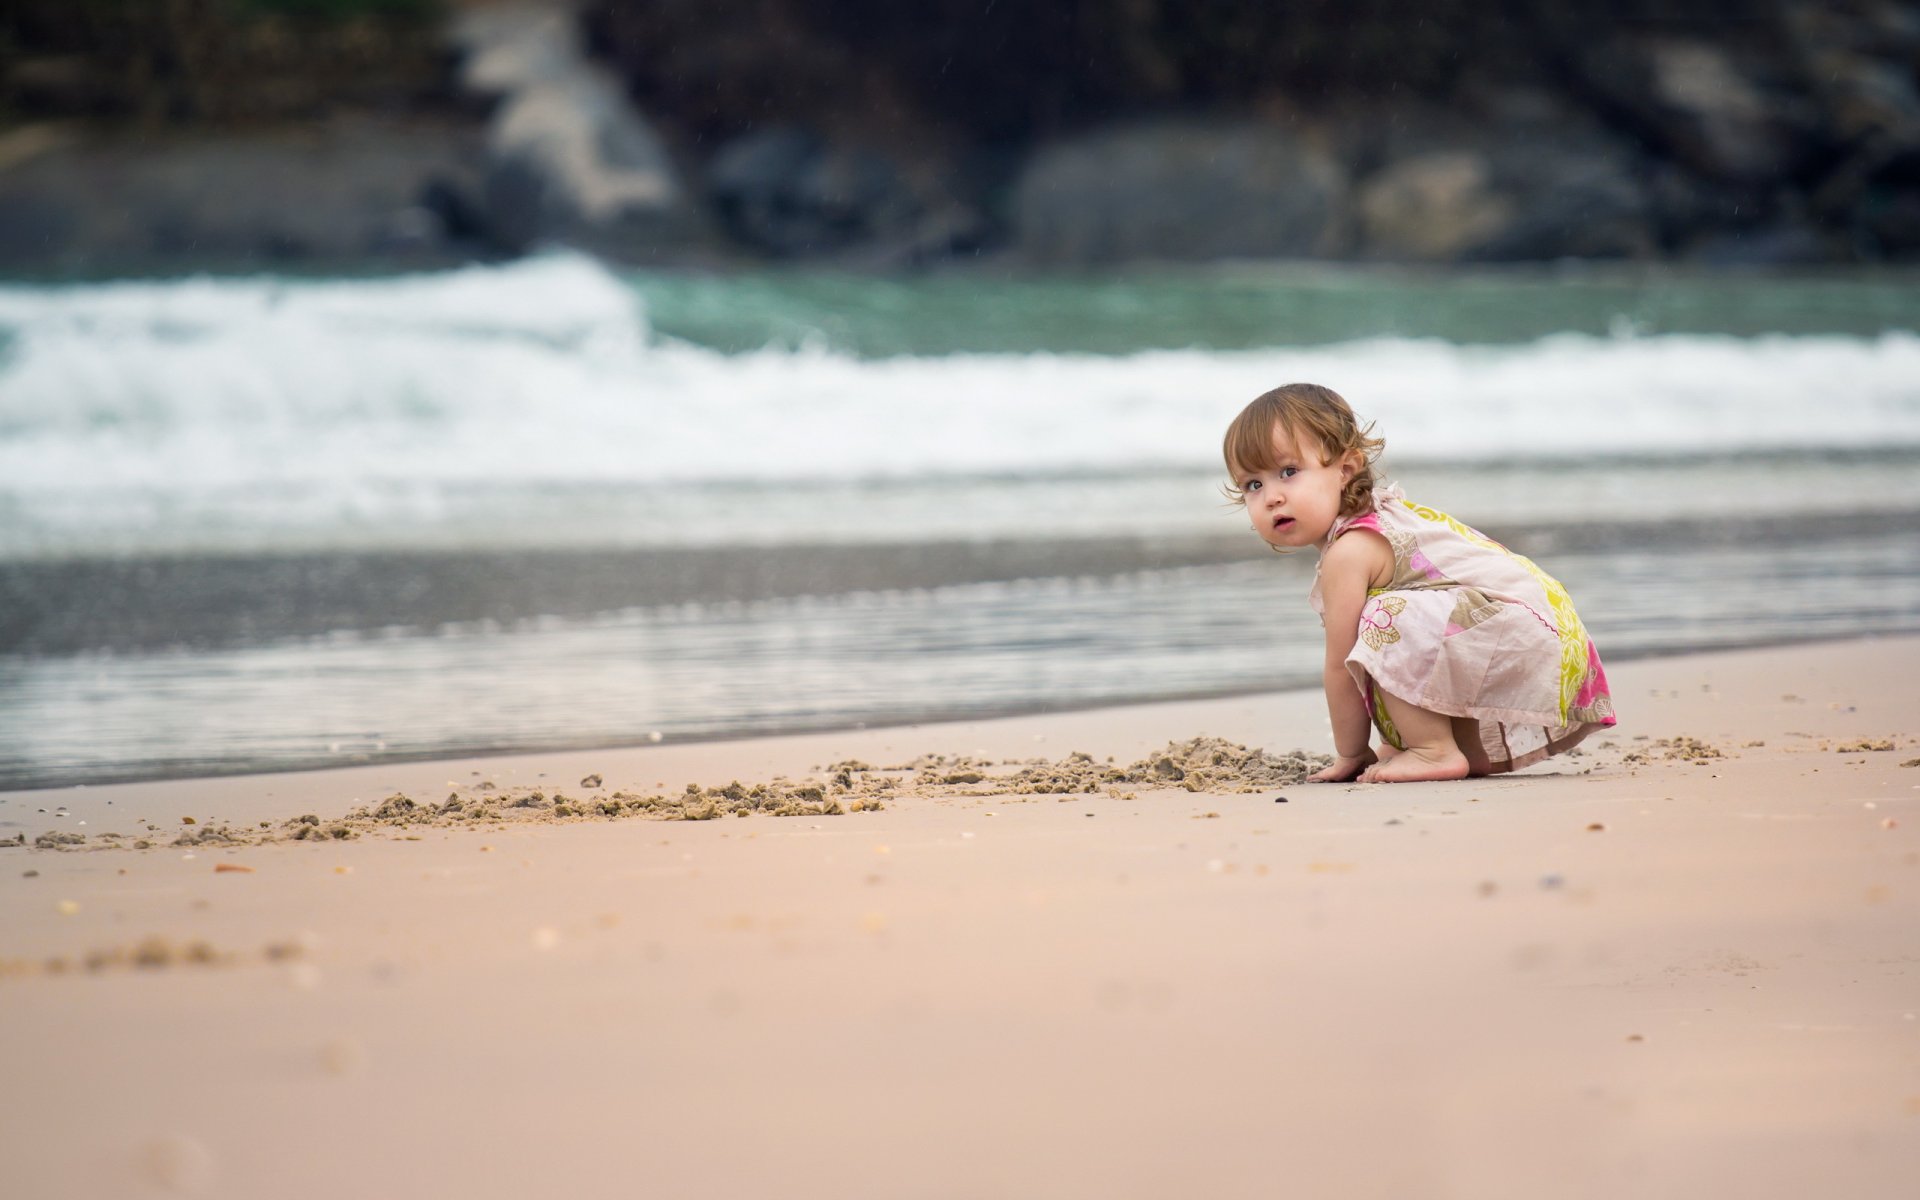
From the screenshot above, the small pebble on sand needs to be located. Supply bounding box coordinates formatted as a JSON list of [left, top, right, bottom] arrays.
[[140, 1134, 215, 1193], [319, 1036, 365, 1076]]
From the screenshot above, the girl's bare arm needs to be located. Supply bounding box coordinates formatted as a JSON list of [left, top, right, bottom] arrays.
[[1309, 530, 1392, 783]]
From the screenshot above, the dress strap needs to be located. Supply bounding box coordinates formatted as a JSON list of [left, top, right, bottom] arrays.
[[1325, 482, 1403, 544]]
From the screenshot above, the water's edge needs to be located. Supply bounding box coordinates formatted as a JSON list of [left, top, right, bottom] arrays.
[[1, 629, 1902, 796], [7, 507, 1915, 657]]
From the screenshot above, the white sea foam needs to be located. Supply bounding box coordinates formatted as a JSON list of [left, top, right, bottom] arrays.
[[2, 254, 1917, 553]]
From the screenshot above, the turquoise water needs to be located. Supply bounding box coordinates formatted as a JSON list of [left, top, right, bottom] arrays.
[[630, 265, 1920, 357]]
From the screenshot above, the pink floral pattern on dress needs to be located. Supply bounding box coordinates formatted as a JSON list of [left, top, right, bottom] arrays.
[[1359, 595, 1406, 650]]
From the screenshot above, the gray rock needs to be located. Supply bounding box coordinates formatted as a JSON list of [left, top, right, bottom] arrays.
[[452, 3, 696, 258], [1357, 135, 1654, 263], [1357, 152, 1514, 261], [0, 117, 488, 272], [1473, 148, 1656, 262], [1012, 120, 1347, 264], [705, 127, 930, 257]]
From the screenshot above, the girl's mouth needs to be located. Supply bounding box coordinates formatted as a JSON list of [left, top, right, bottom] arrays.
[[1273, 517, 1294, 529]]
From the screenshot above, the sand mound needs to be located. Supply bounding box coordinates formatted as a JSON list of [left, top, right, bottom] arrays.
[[18, 736, 1329, 852]]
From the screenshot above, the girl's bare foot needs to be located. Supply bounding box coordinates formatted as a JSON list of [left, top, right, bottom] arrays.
[[1359, 746, 1470, 783], [1308, 749, 1377, 783]]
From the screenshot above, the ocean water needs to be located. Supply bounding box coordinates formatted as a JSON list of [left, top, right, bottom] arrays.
[[2, 254, 1917, 788]]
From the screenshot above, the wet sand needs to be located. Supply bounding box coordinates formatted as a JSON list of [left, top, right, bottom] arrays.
[[2, 635, 1917, 1199]]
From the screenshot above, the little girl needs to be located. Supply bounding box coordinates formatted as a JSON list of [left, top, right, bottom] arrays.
[[1224, 383, 1615, 783]]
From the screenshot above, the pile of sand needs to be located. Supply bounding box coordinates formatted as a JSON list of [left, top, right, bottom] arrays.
[[16, 737, 1328, 852]]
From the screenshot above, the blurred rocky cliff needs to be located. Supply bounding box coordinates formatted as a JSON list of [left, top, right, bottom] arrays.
[[2, 0, 1917, 273]]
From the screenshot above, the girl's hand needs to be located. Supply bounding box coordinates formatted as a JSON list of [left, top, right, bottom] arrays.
[[1309, 749, 1377, 783]]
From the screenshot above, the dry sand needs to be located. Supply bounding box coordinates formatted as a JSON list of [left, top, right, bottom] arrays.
[[2, 634, 1918, 1199]]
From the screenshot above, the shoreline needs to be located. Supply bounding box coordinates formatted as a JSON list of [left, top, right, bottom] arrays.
[[0, 629, 1912, 798], [2, 634, 1918, 1197], [8, 501, 1920, 656]]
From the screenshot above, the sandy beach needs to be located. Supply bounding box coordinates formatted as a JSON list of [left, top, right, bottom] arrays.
[[2, 633, 1917, 1199]]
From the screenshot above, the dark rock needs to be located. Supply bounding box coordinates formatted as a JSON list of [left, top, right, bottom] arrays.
[[791, 144, 918, 242], [1012, 121, 1346, 264], [420, 175, 490, 246], [1571, 37, 1825, 187], [708, 128, 822, 216], [1643, 162, 1782, 254], [478, 152, 551, 255], [1777, 4, 1920, 260], [1686, 220, 1839, 266], [1852, 180, 1920, 258], [703, 126, 981, 262], [1806, 51, 1920, 146], [838, 204, 992, 270], [1471, 149, 1656, 261], [1782, 2, 1920, 144]]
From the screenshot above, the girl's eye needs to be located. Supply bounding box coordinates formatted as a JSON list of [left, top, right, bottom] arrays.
[[1243, 479, 1261, 492], [1279, 467, 1299, 479]]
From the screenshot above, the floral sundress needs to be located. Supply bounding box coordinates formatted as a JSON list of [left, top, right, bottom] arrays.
[[1308, 485, 1617, 772]]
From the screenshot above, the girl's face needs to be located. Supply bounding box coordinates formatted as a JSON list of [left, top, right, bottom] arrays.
[[1234, 423, 1359, 551]]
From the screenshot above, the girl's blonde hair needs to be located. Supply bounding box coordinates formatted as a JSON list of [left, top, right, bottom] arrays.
[[1222, 382, 1384, 515]]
